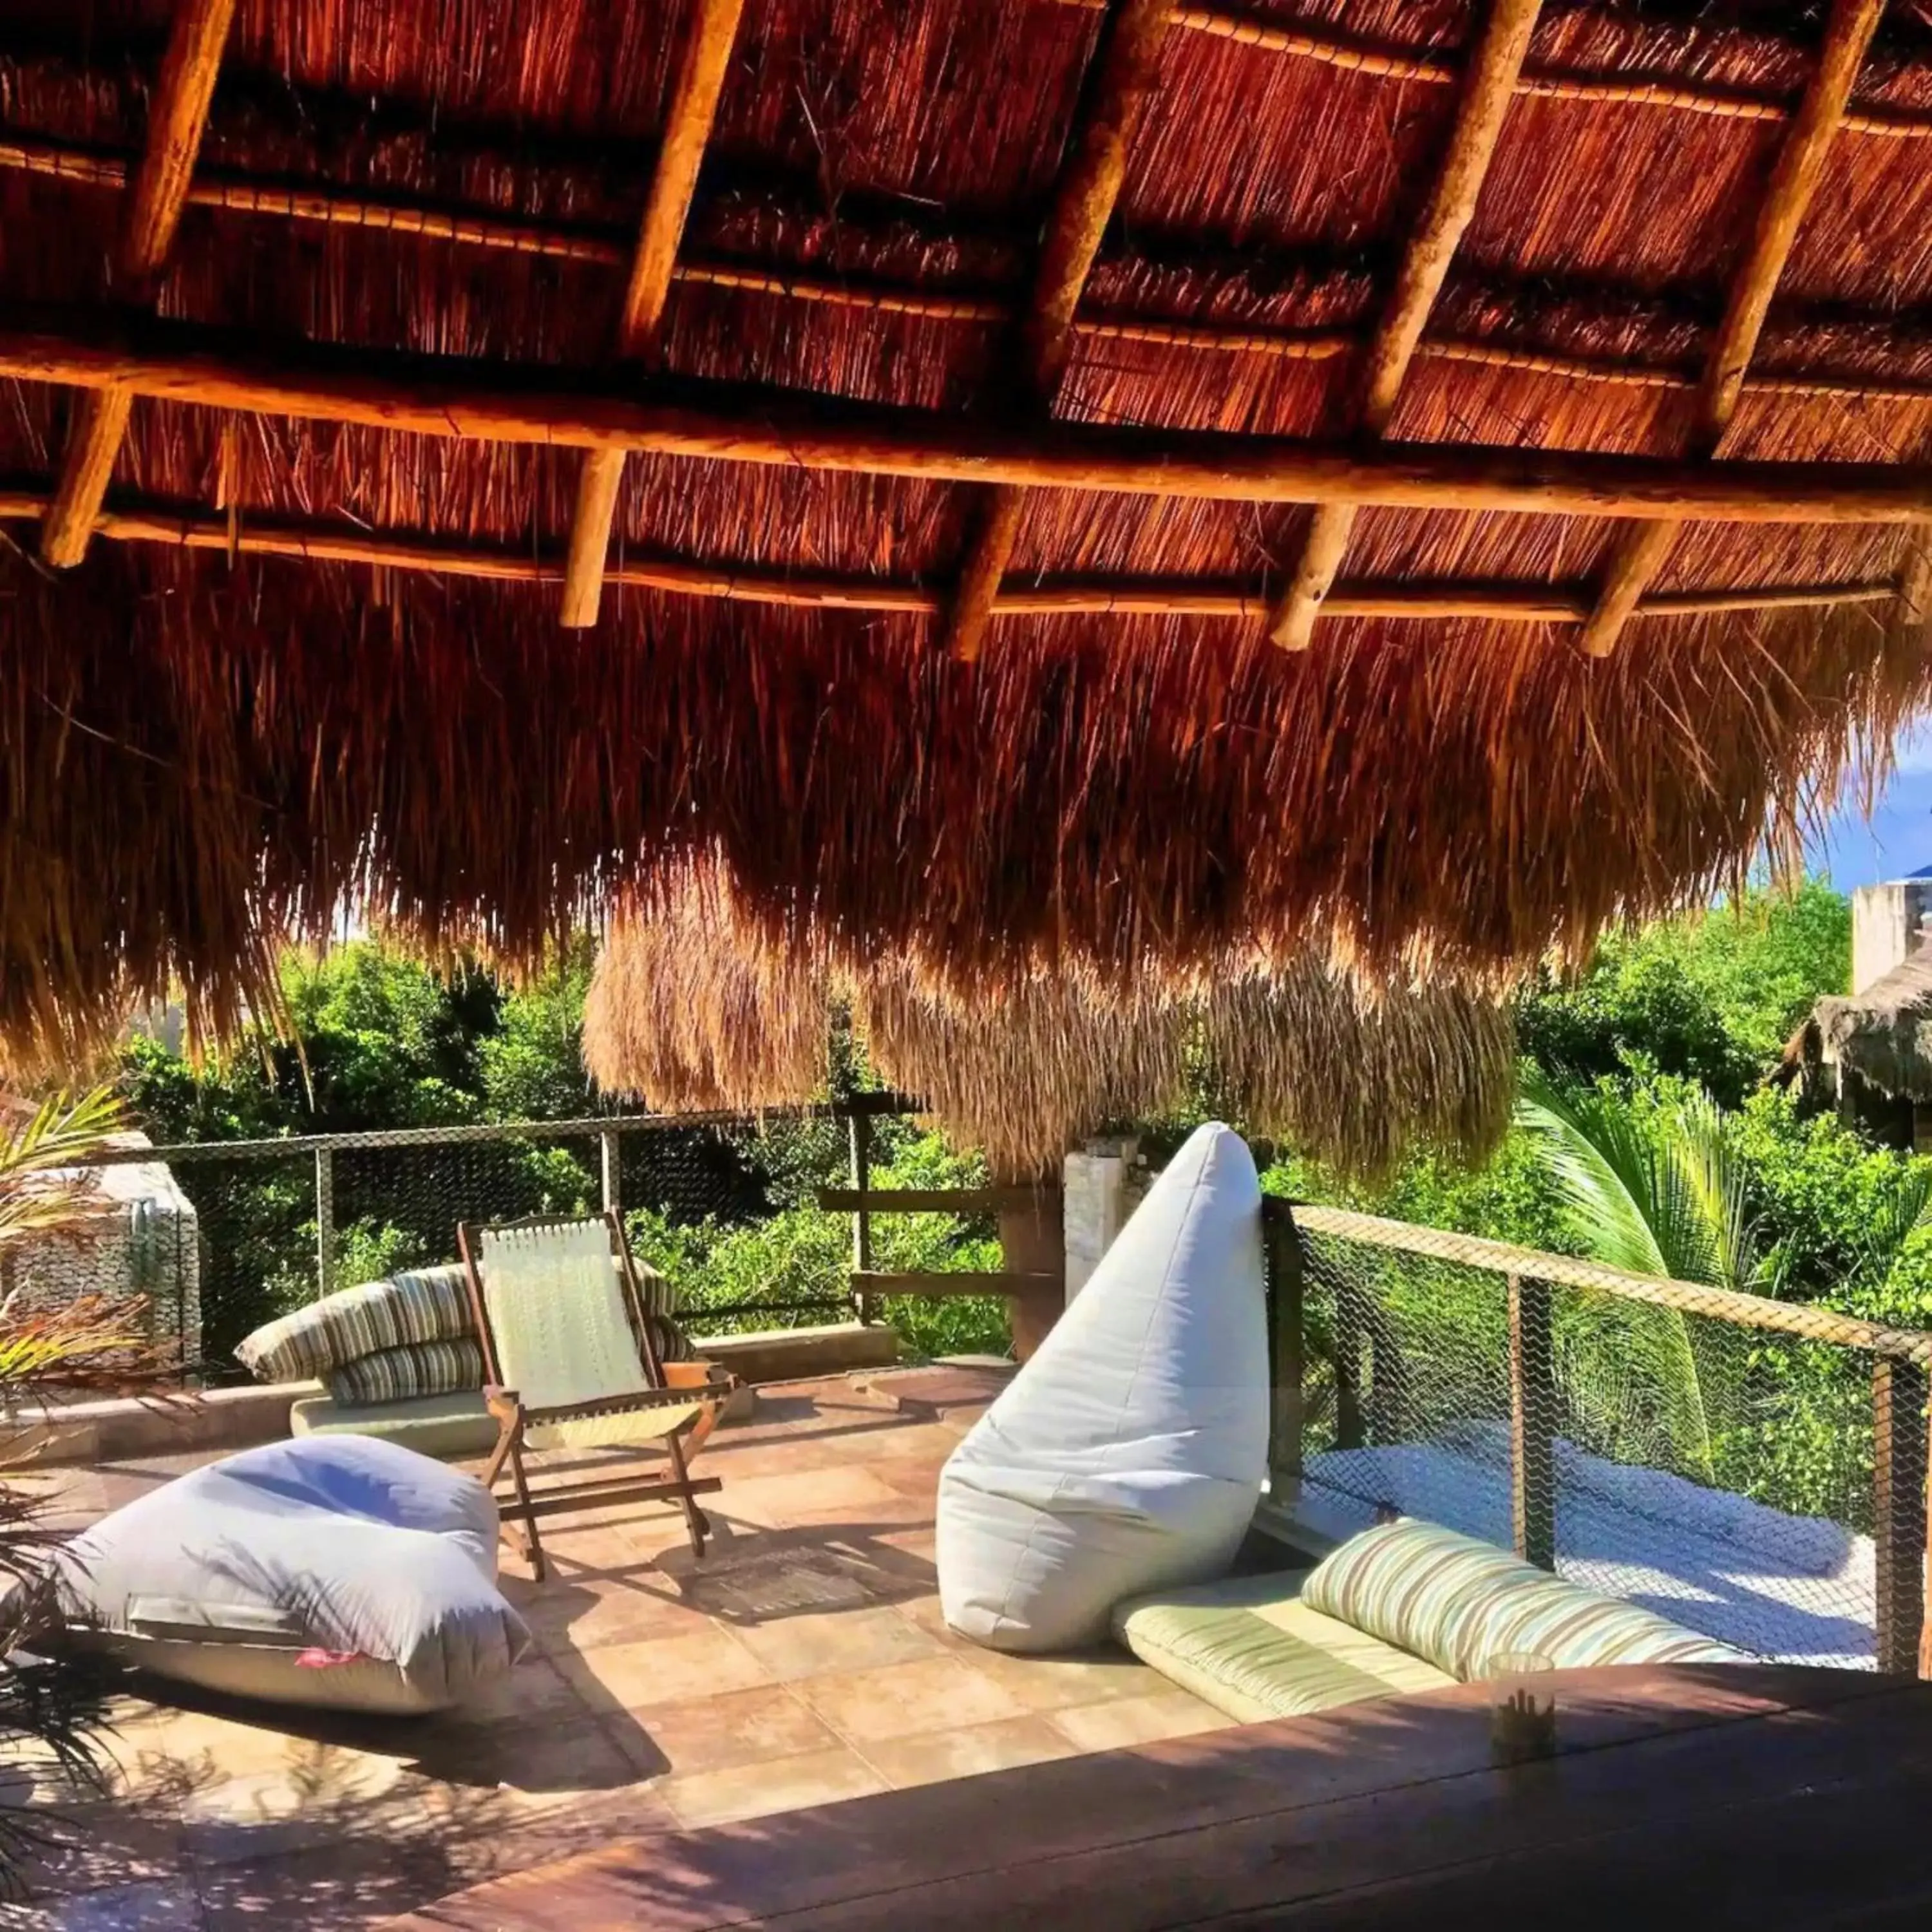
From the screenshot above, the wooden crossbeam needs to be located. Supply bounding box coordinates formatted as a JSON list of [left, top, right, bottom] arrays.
[[39, 0, 236, 569], [943, 0, 1177, 664], [1578, 0, 1886, 659], [16, 133, 1932, 411], [16, 309, 1932, 524], [1267, 0, 1543, 650], [558, 0, 747, 629], [817, 1186, 1056, 1214], [1054, 0, 1928, 140], [0, 483, 1900, 625], [851, 1271, 1062, 1299]]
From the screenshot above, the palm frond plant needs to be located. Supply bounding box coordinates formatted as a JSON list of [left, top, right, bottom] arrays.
[[0, 1088, 166, 1899], [1514, 1066, 1757, 1483]]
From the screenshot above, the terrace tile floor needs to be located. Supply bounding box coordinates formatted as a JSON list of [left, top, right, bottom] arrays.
[[5, 1370, 1233, 1928]]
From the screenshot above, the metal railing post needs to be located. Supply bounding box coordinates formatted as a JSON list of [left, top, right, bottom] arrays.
[[314, 1146, 335, 1301], [1509, 1273, 1556, 1571], [848, 1108, 874, 1325], [600, 1127, 622, 1218]]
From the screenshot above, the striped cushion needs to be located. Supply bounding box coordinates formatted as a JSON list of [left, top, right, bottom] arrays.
[[1301, 1518, 1748, 1679], [326, 1339, 488, 1406], [1115, 1574, 1455, 1723], [234, 1264, 474, 1383]]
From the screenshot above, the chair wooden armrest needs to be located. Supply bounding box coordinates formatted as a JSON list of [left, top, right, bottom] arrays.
[[663, 1360, 738, 1394]]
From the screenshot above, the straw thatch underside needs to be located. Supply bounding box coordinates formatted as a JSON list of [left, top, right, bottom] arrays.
[[5, 4, 1932, 1064]]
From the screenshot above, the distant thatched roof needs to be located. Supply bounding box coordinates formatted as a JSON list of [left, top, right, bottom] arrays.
[[1815, 951, 1932, 1099], [5, 3, 1932, 1063], [582, 873, 1515, 1178]]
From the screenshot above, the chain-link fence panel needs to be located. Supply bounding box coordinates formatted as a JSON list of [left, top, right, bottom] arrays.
[[1284, 1204, 1932, 1672]]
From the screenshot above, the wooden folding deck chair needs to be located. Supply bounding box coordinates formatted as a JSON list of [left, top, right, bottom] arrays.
[[456, 1209, 732, 1581]]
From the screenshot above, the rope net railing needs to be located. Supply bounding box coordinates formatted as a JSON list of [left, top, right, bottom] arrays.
[[1276, 1202, 1929, 1673], [35, 1104, 940, 1380]]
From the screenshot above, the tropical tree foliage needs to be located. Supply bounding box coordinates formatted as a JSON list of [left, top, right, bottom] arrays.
[[0, 1090, 160, 1896]]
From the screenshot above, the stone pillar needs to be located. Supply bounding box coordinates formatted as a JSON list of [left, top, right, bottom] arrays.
[[1063, 1136, 1139, 1305]]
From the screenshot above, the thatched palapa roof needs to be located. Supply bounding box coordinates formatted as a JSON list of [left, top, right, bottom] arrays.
[[1814, 949, 1932, 1099], [5, 1, 1932, 1064]]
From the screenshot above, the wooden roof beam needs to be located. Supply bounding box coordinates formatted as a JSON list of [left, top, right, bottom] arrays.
[[19, 133, 1932, 408], [1054, 0, 1929, 140], [944, 0, 1177, 664], [1578, 0, 1886, 659], [0, 484, 1897, 623], [1267, 0, 1543, 651], [558, 0, 748, 629], [38, 0, 237, 569], [15, 308, 1932, 523]]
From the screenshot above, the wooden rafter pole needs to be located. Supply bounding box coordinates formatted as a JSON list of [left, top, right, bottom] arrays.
[[16, 310, 1932, 524], [1578, 0, 1886, 659], [558, 0, 748, 629], [39, 0, 237, 569], [1267, 0, 1543, 650], [943, 0, 1177, 663]]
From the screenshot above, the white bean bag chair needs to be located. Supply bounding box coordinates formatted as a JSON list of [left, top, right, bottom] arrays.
[[53, 1435, 530, 1714], [938, 1122, 1270, 1653]]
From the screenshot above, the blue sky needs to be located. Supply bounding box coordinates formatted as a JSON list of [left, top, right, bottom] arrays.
[[1811, 717, 1932, 890]]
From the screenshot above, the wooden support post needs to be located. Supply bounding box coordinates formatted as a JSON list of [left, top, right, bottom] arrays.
[[600, 1128, 623, 1218], [1578, 0, 1884, 658], [943, 0, 1178, 662], [41, 0, 238, 568], [314, 1147, 336, 1302], [1509, 1273, 1555, 1570], [848, 1108, 875, 1325], [1264, 1198, 1306, 1484], [1268, 0, 1544, 649], [1873, 1357, 1928, 1676], [998, 1182, 1066, 1363], [559, 0, 748, 627]]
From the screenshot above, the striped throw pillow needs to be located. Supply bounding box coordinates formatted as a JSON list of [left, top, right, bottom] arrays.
[[235, 1264, 475, 1383], [327, 1339, 488, 1406], [1301, 1517, 1747, 1679]]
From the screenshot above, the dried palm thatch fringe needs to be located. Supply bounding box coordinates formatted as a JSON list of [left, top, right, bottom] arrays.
[[1, 541, 1927, 1074], [581, 873, 831, 1115], [582, 867, 1515, 1181]]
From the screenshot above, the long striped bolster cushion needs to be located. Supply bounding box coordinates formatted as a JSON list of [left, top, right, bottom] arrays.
[[1300, 1518, 1748, 1679], [326, 1339, 488, 1406], [234, 1264, 475, 1383]]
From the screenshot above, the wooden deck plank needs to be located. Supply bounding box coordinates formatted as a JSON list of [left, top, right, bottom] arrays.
[[388, 1668, 1928, 1929]]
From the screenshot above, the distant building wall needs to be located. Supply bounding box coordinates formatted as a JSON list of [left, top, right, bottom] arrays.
[[1852, 878, 1931, 996], [0, 1139, 201, 1372]]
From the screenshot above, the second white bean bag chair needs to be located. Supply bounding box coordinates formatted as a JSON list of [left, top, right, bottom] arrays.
[[52, 1435, 529, 1714], [938, 1122, 1270, 1653]]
